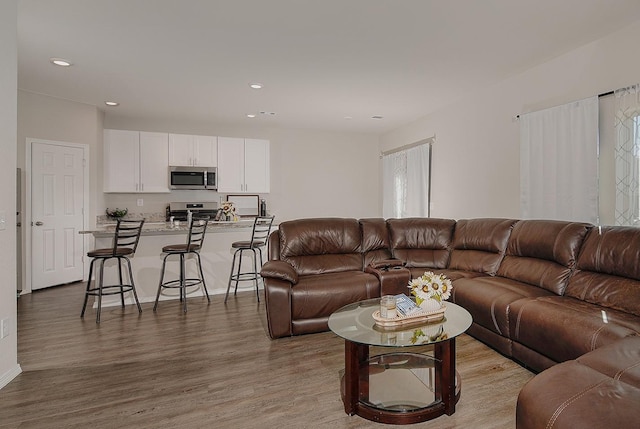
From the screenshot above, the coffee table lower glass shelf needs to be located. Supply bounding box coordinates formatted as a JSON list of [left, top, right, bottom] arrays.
[[345, 352, 460, 413], [328, 299, 472, 425]]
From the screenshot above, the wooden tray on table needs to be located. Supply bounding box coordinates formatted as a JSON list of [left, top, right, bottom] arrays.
[[372, 305, 446, 328]]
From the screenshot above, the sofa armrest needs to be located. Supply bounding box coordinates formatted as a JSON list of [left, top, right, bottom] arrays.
[[367, 259, 405, 270], [261, 260, 299, 285], [365, 262, 411, 296]]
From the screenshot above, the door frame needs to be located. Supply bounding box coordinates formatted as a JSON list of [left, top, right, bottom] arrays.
[[23, 138, 90, 294]]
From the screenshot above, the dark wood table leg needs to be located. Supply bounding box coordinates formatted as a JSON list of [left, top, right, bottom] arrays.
[[434, 338, 456, 415], [342, 337, 459, 424], [343, 340, 368, 415]]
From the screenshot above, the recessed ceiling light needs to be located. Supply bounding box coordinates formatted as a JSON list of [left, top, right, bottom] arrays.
[[371, 115, 384, 120], [104, 101, 119, 106], [50, 57, 72, 67], [344, 116, 353, 120], [246, 114, 256, 118], [249, 83, 263, 89]]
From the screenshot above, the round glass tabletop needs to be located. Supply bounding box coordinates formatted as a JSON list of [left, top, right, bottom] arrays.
[[328, 298, 472, 347]]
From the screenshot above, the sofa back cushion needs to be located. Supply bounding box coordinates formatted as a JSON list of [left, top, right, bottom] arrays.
[[360, 218, 392, 267], [565, 226, 640, 316], [497, 220, 592, 295], [448, 218, 518, 275], [387, 218, 455, 269], [278, 218, 363, 275]]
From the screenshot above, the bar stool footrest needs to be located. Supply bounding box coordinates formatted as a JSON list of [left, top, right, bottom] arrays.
[[160, 278, 204, 289], [85, 284, 135, 296], [230, 272, 261, 282]]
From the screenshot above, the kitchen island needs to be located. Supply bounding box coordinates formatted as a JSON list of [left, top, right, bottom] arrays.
[[80, 219, 270, 308]]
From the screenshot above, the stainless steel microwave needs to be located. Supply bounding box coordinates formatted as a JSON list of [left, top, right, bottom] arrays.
[[169, 166, 217, 190]]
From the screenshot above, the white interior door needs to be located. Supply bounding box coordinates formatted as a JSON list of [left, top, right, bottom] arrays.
[[31, 142, 85, 289]]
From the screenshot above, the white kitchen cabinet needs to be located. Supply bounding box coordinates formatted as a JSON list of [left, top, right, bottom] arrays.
[[217, 137, 270, 193], [244, 138, 270, 193], [168, 133, 217, 167], [139, 132, 170, 192], [103, 129, 169, 193]]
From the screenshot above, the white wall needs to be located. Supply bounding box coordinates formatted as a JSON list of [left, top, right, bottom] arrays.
[[17, 90, 104, 294], [0, 0, 20, 390], [17, 90, 104, 225], [104, 116, 380, 222], [381, 18, 640, 222]]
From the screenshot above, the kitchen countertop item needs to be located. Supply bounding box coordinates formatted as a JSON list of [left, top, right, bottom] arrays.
[[167, 201, 218, 221], [81, 219, 261, 237]]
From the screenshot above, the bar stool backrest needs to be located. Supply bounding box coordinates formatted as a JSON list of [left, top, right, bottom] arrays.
[[250, 215, 275, 247], [111, 219, 145, 256], [187, 216, 209, 250]]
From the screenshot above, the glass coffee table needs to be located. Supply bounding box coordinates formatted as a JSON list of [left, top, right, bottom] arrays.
[[328, 298, 472, 425]]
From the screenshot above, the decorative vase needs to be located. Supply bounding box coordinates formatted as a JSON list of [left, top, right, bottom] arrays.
[[419, 298, 441, 313]]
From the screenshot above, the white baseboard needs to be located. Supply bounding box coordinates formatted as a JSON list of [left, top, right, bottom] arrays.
[[0, 364, 22, 390]]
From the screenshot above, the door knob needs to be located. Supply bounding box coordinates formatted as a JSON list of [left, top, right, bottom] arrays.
[[35, 221, 44, 226]]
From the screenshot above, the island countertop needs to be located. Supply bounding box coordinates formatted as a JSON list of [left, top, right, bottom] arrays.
[[80, 219, 260, 237]]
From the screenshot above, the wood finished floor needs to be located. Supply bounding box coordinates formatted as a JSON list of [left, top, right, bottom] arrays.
[[0, 283, 534, 428]]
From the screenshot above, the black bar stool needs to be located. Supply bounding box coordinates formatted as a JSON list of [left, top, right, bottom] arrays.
[[81, 219, 145, 323], [225, 215, 275, 303], [154, 216, 210, 313]]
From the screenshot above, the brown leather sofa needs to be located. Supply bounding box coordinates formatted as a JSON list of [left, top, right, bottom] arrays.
[[260, 218, 380, 338], [260, 217, 640, 428]]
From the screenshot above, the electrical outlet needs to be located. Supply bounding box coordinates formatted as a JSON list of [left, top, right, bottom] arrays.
[[0, 318, 9, 339], [0, 210, 6, 231], [137, 199, 144, 207]]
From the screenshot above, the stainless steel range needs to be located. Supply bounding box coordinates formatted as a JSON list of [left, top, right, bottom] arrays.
[[166, 202, 218, 221]]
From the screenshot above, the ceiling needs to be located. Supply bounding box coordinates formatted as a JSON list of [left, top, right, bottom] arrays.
[[17, 0, 640, 134]]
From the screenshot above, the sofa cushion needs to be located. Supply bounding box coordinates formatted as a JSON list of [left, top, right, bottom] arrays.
[[575, 335, 640, 387], [360, 218, 392, 267], [452, 276, 554, 340], [290, 271, 379, 321], [408, 267, 488, 281], [566, 226, 640, 316], [517, 359, 640, 429], [516, 336, 640, 429], [387, 217, 455, 269], [497, 219, 592, 295], [278, 218, 363, 275], [510, 296, 640, 363], [448, 218, 518, 275]]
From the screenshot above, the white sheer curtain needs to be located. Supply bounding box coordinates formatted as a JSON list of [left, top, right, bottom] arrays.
[[382, 142, 431, 218], [614, 84, 640, 226], [520, 96, 599, 223]]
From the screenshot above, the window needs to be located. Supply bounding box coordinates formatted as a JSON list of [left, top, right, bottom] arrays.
[[519, 97, 599, 223], [635, 114, 640, 220], [382, 140, 432, 218], [613, 84, 640, 226]]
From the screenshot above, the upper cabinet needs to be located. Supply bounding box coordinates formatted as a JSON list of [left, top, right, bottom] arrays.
[[104, 129, 170, 193], [168, 134, 217, 167], [244, 138, 270, 193], [217, 137, 270, 193], [139, 132, 170, 192]]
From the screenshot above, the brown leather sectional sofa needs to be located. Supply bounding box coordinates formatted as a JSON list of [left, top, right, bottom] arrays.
[[260, 217, 640, 428]]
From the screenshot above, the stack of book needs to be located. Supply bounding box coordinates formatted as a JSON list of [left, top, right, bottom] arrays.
[[395, 294, 423, 316]]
